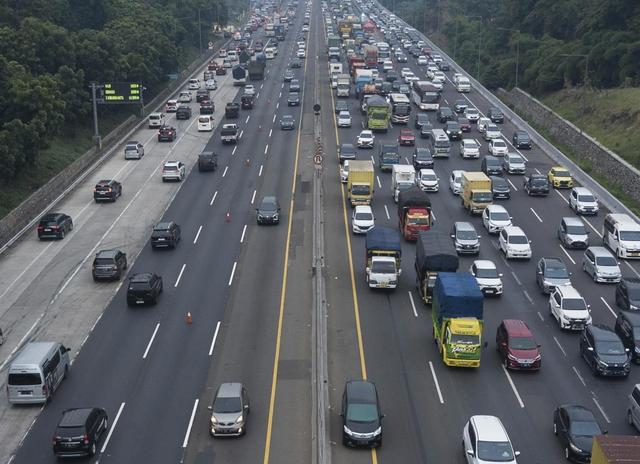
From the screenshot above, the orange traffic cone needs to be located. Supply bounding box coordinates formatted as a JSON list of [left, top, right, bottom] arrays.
[[186, 312, 193, 324]]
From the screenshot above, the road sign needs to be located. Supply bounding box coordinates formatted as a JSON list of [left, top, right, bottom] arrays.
[[208, 42, 214, 49], [96, 82, 143, 104], [314, 153, 323, 165]]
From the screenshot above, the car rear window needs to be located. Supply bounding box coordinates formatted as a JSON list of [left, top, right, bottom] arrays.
[[94, 258, 115, 265], [163, 166, 178, 171], [129, 282, 150, 291], [56, 425, 85, 437], [8, 373, 41, 386]]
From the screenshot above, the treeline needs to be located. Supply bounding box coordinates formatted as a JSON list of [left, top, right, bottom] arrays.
[[0, 0, 228, 180], [380, 0, 640, 93]]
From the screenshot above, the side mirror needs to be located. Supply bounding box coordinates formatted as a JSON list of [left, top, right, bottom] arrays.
[[587, 304, 592, 309], [366, 267, 371, 273], [483, 341, 488, 349], [244, 404, 250, 410], [537, 271, 542, 275], [587, 347, 594, 351], [499, 273, 504, 277], [207, 406, 213, 411], [66, 347, 72, 352], [466, 450, 475, 457], [398, 269, 403, 276], [603, 429, 608, 435], [500, 341, 507, 347], [537, 344, 542, 348], [515, 451, 521, 457], [450, 234, 455, 238]]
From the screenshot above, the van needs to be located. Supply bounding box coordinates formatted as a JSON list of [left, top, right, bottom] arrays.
[[429, 128, 450, 158], [197, 115, 214, 131], [603, 214, 640, 259], [148, 112, 165, 129], [7, 341, 71, 404], [227, 50, 238, 62]]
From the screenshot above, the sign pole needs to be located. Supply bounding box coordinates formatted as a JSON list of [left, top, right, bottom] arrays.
[[91, 83, 102, 149]]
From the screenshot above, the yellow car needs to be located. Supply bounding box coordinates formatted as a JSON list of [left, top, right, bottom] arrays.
[[547, 166, 574, 188]]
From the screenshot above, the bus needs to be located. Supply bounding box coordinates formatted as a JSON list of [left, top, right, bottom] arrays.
[[265, 23, 275, 37], [429, 129, 451, 158], [412, 81, 440, 111], [376, 41, 390, 62], [389, 93, 411, 124]]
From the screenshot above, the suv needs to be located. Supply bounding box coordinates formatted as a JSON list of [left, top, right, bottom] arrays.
[[413, 147, 433, 169], [569, 187, 599, 215], [162, 161, 185, 182], [549, 285, 592, 331], [512, 130, 531, 149], [558, 216, 589, 249], [198, 151, 218, 172], [52, 407, 108, 458], [481, 156, 502, 177], [445, 121, 462, 140], [482, 204, 512, 234], [616, 277, 640, 310], [151, 221, 181, 249], [148, 112, 165, 129], [176, 105, 192, 120], [629, 384, 640, 431], [462, 416, 519, 464], [92, 249, 127, 281], [582, 246, 621, 283], [553, 405, 604, 462], [341, 380, 383, 448], [523, 173, 550, 196], [615, 311, 640, 363], [436, 106, 454, 123], [469, 260, 503, 296], [209, 383, 250, 437], [256, 196, 281, 225], [126, 273, 163, 306], [451, 221, 480, 255], [93, 179, 122, 202], [580, 324, 631, 377], [487, 106, 504, 123], [415, 113, 430, 129], [37, 213, 73, 240], [496, 319, 541, 370], [124, 141, 144, 159], [499, 226, 531, 259], [536, 257, 571, 294]]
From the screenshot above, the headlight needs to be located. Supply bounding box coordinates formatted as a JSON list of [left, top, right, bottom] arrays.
[[597, 358, 608, 367], [211, 416, 218, 424], [372, 427, 382, 436], [235, 415, 244, 424], [343, 425, 354, 436], [507, 354, 518, 361], [369, 279, 378, 285], [569, 442, 582, 453]]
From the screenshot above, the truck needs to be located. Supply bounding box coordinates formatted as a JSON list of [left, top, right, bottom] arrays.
[[461, 172, 492, 214], [366, 95, 391, 131], [397, 187, 432, 240], [348, 56, 366, 80], [378, 143, 400, 172], [327, 34, 341, 51], [591, 435, 640, 464], [224, 102, 239, 119], [337, 74, 351, 97], [232, 65, 247, 86], [415, 230, 459, 304], [220, 123, 239, 143], [355, 69, 374, 97], [365, 227, 402, 290], [239, 50, 251, 65], [347, 160, 374, 207], [432, 272, 484, 368], [363, 44, 378, 68], [248, 59, 266, 80], [391, 165, 416, 203], [329, 62, 343, 76]]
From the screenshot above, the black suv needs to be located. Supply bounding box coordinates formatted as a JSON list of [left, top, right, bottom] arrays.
[[523, 174, 550, 196], [341, 380, 383, 448], [92, 249, 127, 281], [412, 147, 434, 169], [415, 113, 429, 130], [151, 221, 181, 249], [37, 213, 73, 240], [553, 405, 604, 463], [198, 151, 218, 172], [436, 106, 454, 123], [615, 311, 640, 363], [481, 156, 502, 176], [487, 107, 504, 123], [52, 407, 108, 458], [445, 121, 462, 140], [338, 143, 356, 163], [512, 130, 532, 149], [93, 179, 122, 202], [490, 176, 511, 199], [256, 196, 281, 225], [580, 324, 631, 376], [176, 105, 192, 120], [126, 273, 163, 306], [196, 89, 210, 103], [615, 277, 640, 311]]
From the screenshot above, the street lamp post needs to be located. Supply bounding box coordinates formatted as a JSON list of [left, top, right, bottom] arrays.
[[467, 15, 483, 81], [498, 27, 520, 88], [559, 53, 590, 87]]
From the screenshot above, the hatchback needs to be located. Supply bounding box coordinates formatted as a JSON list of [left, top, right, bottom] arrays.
[[553, 405, 604, 462], [496, 319, 541, 370], [337, 111, 352, 128], [52, 407, 108, 458], [582, 246, 621, 283], [341, 380, 383, 448], [209, 383, 250, 437], [580, 324, 630, 377], [463, 415, 519, 464], [417, 169, 439, 192], [280, 115, 295, 130]]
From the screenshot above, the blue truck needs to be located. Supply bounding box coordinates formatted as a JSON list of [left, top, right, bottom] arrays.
[[365, 227, 402, 290]]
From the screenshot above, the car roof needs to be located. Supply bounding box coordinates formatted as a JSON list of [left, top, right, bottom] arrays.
[[41, 212, 64, 220], [470, 415, 510, 442], [154, 222, 173, 229], [354, 205, 372, 213], [572, 186, 592, 195], [541, 257, 565, 267], [474, 259, 496, 269], [96, 249, 119, 259], [59, 408, 93, 427], [561, 405, 597, 422], [462, 139, 477, 145], [126, 140, 140, 145], [622, 277, 640, 288], [620, 310, 640, 325], [589, 324, 621, 341], [555, 285, 582, 298], [455, 221, 476, 231], [131, 273, 153, 282], [501, 319, 533, 337], [217, 382, 243, 398], [487, 204, 507, 213], [164, 161, 180, 166], [503, 225, 526, 236], [261, 196, 277, 203], [588, 246, 614, 258], [346, 380, 377, 403]]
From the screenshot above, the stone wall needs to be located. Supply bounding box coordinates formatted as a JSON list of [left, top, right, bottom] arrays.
[[498, 87, 640, 205]]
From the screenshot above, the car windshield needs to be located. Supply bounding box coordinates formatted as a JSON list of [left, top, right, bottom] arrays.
[[371, 261, 396, 274], [566, 225, 586, 234], [421, 173, 437, 181], [457, 230, 477, 240], [546, 265, 569, 278], [571, 420, 601, 437], [596, 340, 626, 355], [578, 195, 595, 202], [509, 155, 523, 163], [341, 146, 355, 155], [510, 337, 537, 350], [563, 298, 586, 311], [508, 235, 528, 244], [620, 231, 640, 241], [346, 403, 378, 423], [555, 170, 570, 177], [477, 441, 514, 462], [449, 333, 479, 345], [596, 256, 618, 267], [213, 396, 242, 413], [476, 267, 498, 278], [493, 141, 506, 148], [628, 289, 640, 299], [355, 212, 373, 221], [532, 179, 547, 186], [260, 201, 277, 212], [490, 212, 510, 221], [352, 185, 370, 195], [163, 166, 178, 171]]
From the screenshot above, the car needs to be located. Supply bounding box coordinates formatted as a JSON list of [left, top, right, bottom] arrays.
[[483, 124, 502, 141], [569, 187, 599, 215], [396, 54, 407, 63], [582, 246, 622, 283], [557, 216, 590, 249], [151, 221, 181, 249], [222, 58, 232, 68], [488, 138, 509, 157], [176, 104, 192, 120], [157, 125, 176, 142], [337, 111, 352, 128], [417, 168, 439, 192], [93, 179, 122, 202], [444, 121, 462, 141], [481, 155, 502, 177], [581, 324, 631, 376], [523, 173, 550, 196], [290, 58, 302, 68], [205, 79, 217, 90], [412, 147, 434, 169], [464, 107, 480, 123], [283, 70, 294, 82], [340, 160, 350, 183], [463, 415, 519, 464], [187, 78, 199, 90], [341, 380, 383, 448], [436, 106, 454, 123], [450, 170, 464, 195], [536, 257, 572, 294], [198, 150, 218, 172], [398, 128, 415, 146], [400, 67, 412, 78], [499, 226, 531, 259], [218, 48, 227, 57], [478, 117, 491, 133], [244, 84, 256, 96], [419, 120, 434, 138], [195, 89, 210, 102], [502, 153, 526, 174], [126, 273, 163, 306], [487, 106, 504, 123], [52, 407, 108, 458], [165, 99, 178, 112], [162, 161, 185, 182], [490, 176, 511, 199], [512, 130, 532, 149], [414, 114, 430, 131], [92, 249, 127, 281], [357, 130, 375, 149], [287, 92, 300, 106], [256, 196, 281, 225], [216, 66, 227, 75], [339, 143, 357, 163], [496, 319, 541, 370], [417, 56, 428, 66], [549, 285, 592, 331], [37, 213, 73, 240], [451, 221, 480, 255], [297, 48, 306, 58], [548, 166, 574, 188], [553, 405, 605, 462], [148, 112, 165, 128], [352, 205, 375, 234], [459, 139, 480, 159], [124, 141, 144, 159], [200, 100, 214, 114], [453, 99, 468, 113], [470, 260, 503, 296], [178, 91, 192, 103], [209, 383, 250, 437], [280, 115, 295, 130], [482, 204, 512, 234], [615, 277, 640, 310], [335, 100, 349, 114], [458, 117, 471, 132], [614, 310, 640, 362], [439, 61, 450, 71], [385, 70, 399, 83]]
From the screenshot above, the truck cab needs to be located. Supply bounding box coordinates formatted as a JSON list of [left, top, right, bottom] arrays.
[[365, 227, 402, 290], [461, 172, 493, 214]]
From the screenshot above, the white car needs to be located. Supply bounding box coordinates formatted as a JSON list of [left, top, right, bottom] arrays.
[[488, 138, 509, 156], [340, 160, 350, 183], [427, 79, 443, 91], [453, 72, 463, 83], [499, 226, 532, 259], [222, 58, 232, 68], [244, 85, 256, 96], [459, 139, 480, 159], [400, 67, 412, 78], [352, 205, 375, 234], [187, 78, 200, 90], [337, 111, 352, 128], [469, 260, 503, 296], [205, 79, 217, 90], [178, 91, 192, 103], [483, 124, 502, 141], [302, 24, 309, 32], [433, 71, 446, 82], [357, 130, 375, 148], [418, 169, 439, 192], [549, 285, 592, 331], [463, 416, 519, 464], [382, 60, 394, 71], [218, 49, 227, 57], [165, 99, 178, 113], [404, 72, 418, 84], [482, 205, 512, 234], [426, 66, 438, 79], [464, 107, 480, 122], [417, 56, 428, 66], [297, 49, 306, 58], [477, 117, 491, 133], [162, 161, 186, 182], [569, 186, 599, 215], [449, 170, 464, 195]]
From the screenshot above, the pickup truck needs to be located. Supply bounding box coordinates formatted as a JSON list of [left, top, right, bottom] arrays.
[[398, 129, 416, 146], [221, 124, 239, 144], [225, 102, 239, 118], [523, 174, 550, 196]]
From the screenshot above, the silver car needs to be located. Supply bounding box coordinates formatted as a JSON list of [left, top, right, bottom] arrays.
[[558, 216, 590, 249], [451, 221, 480, 255], [209, 383, 250, 437], [582, 246, 622, 283]]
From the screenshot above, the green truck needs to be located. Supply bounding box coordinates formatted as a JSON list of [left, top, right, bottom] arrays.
[[365, 95, 391, 131]]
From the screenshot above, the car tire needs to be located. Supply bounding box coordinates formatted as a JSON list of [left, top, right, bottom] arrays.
[[628, 410, 634, 427], [59, 229, 65, 239]]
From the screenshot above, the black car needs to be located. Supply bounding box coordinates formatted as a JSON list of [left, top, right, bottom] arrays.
[[481, 156, 502, 176], [198, 151, 218, 172], [289, 79, 301, 92], [283, 70, 294, 82], [490, 176, 511, 199], [126, 273, 163, 306], [385, 70, 399, 83], [524, 174, 550, 196], [453, 99, 468, 113], [553, 405, 604, 463], [200, 100, 215, 114], [290, 58, 302, 68], [513, 130, 532, 149], [256, 196, 280, 225], [488, 106, 504, 123], [338, 143, 356, 163], [92, 249, 127, 281], [280, 115, 295, 130], [151, 221, 181, 249], [287, 92, 300, 106], [438, 61, 450, 71], [93, 179, 122, 202], [37, 213, 73, 240], [415, 113, 430, 130], [341, 380, 383, 448], [445, 121, 462, 140], [615, 310, 640, 363], [335, 100, 349, 114], [196, 89, 210, 103], [580, 324, 631, 377], [176, 105, 192, 120], [53, 407, 108, 458], [436, 106, 454, 123], [458, 117, 471, 132], [615, 277, 640, 311], [413, 147, 434, 169], [396, 54, 407, 63], [420, 122, 433, 138]]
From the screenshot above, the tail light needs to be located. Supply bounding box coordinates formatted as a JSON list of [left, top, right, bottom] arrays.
[[53, 436, 60, 446], [83, 434, 89, 445], [42, 384, 49, 397], [37, 225, 43, 232]]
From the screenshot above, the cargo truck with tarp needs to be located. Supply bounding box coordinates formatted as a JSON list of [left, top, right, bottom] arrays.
[[415, 230, 459, 304]]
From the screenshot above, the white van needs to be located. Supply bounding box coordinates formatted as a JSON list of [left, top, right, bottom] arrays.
[[148, 112, 165, 129], [198, 115, 214, 132], [456, 76, 471, 92], [227, 50, 238, 62], [7, 342, 71, 404], [603, 213, 640, 258]]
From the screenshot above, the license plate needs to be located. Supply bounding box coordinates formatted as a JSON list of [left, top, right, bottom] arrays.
[[44, 228, 51, 232], [157, 238, 165, 241], [19, 390, 31, 395], [485, 289, 494, 294], [379, 283, 388, 288], [98, 192, 106, 195], [136, 299, 144, 304]]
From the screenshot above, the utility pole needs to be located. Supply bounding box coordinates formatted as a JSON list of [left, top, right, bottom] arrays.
[[498, 27, 520, 88], [198, 8, 202, 55], [90, 83, 101, 149]]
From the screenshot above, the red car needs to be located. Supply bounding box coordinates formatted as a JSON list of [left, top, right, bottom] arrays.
[[496, 319, 541, 370], [398, 128, 416, 146], [157, 125, 176, 142], [207, 60, 217, 71], [458, 117, 471, 133], [216, 66, 227, 76]]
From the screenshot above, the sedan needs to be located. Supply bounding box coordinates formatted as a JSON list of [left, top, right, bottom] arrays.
[[280, 115, 295, 130], [417, 168, 439, 192], [287, 92, 300, 106], [553, 405, 605, 462], [338, 143, 357, 162], [464, 107, 480, 122], [357, 130, 375, 148], [205, 79, 217, 90], [483, 124, 502, 141]]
